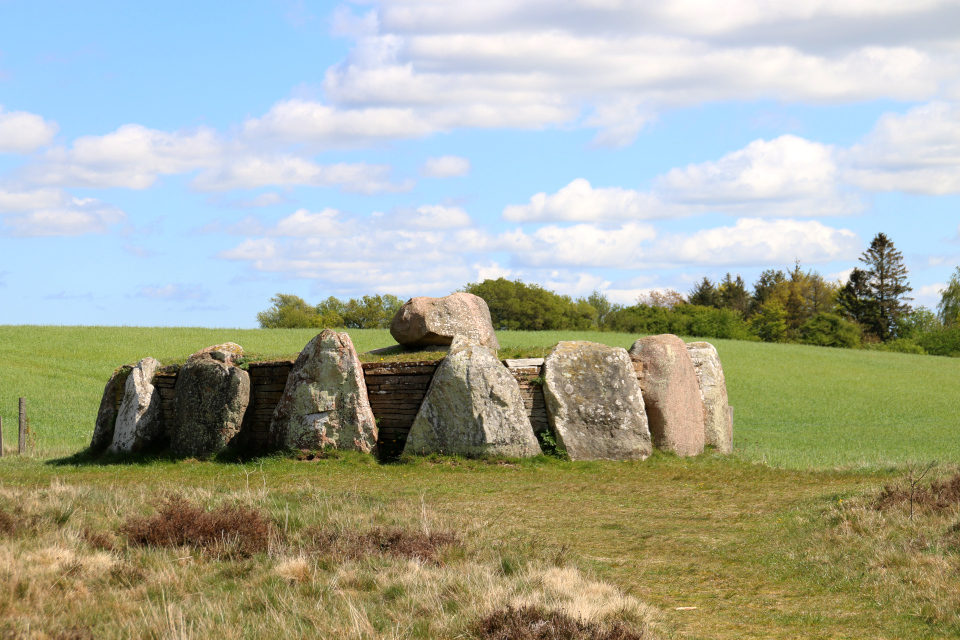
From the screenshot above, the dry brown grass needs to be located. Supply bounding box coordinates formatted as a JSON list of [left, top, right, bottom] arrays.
[[0, 479, 659, 640], [876, 471, 960, 513], [304, 526, 460, 564]]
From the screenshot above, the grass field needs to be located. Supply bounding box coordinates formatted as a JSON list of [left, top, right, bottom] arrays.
[[1, 325, 957, 468], [1, 325, 959, 638]]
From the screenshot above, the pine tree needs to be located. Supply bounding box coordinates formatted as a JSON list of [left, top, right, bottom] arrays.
[[688, 277, 720, 308], [858, 233, 913, 341], [837, 268, 875, 329], [718, 273, 751, 315]]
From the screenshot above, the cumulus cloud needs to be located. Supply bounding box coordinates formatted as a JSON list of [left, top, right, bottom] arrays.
[[0, 188, 126, 237], [504, 136, 861, 222], [0, 108, 58, 153], [658, 135, 862, 216], [192, 156, 410, 194], [503, 178, 671, 222], [843, 102, 960, 194], [420, 155, 471, 177]]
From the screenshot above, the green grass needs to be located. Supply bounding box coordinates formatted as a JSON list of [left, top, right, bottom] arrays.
[[1, 326, 959, 468]]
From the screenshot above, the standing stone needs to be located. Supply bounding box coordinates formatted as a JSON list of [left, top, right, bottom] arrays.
[[390, 293, 500, 350], [171, 344, 250, 457], [686, 342, 733, 454], [90, 364, 133, 454], [629, 335, 705, 457], [269, 330, 378, 452], [542, 341, 651, 461], [109, 358, 164, 453], [404, 336, 540, 457]]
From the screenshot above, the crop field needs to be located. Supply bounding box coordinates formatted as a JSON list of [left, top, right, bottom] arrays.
[[1, 325, 959, 639]]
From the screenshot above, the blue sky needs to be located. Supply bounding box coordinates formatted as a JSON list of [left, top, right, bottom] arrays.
[[1, 0, 959, 327]]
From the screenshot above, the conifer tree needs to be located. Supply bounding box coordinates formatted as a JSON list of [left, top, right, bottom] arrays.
[[688, 277, 720, 308], [718, 273, 751, 315], [858, 232, 913, 340]]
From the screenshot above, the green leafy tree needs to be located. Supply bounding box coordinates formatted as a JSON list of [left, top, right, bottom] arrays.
[[256, 294, 321, 328], [937, 266, 960, 327], [858, 232, 913, 341], [749, 301, 789, 342], [340, 294, 404, 329], [587, 291, 620, 329], [799, 313, 861, 349], [749, 269, 786, 316], [462, 278, 595, 330]]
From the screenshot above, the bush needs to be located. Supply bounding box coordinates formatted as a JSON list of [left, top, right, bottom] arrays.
[[463, 278, 597, 331], [915, 326, 960, 357], [861, 337, 927, 355], [799, 313, 862, 349]]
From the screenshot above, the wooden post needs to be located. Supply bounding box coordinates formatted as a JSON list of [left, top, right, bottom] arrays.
[[0, 414, 4, 456], [18, 398, 26, 455]]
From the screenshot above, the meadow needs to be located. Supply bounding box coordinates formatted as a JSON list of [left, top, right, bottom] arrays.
[[0, 325, 957, 467], [0, 326, 958, 639]]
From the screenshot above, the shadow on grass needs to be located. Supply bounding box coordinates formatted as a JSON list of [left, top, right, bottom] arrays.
[[44, 447, 288, 468]]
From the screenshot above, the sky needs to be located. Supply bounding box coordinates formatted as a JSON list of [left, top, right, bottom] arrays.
[[1, 0, 959, 327]]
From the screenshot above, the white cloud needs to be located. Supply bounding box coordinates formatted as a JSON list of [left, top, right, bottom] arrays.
[[192, 156, 410, 194], [0, 186, 126, 236], [137, 284, 209, 301], [228, 192, 287, 208], [270, 208, 353, 237], [657, 135, 861, 216], [916, 283, 946, 306], [1, 196, 126, 237], [843, 102, 960, 194], [504, 136, 860, 223], [0, 108, 58, 153], [420, 155, 471, 177], [409, 204, 472, 228], [503, 178, 671, 222]]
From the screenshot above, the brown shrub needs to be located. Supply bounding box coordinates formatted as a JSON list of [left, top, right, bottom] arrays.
[[306, 526, 460, 564], [80, 526, 116, 551], [120, 496, 272, 557], [876, 472, 960, 513], [477, 606, 649, 640]]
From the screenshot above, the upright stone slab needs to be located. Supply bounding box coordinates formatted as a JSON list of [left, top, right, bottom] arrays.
[[404, 336, 540, 457], [90, 364, 133, 454], [390, 292, 500, 350], [109, 358, 164, 453], [269, 330, 378, 452], [685, 342, 733, 454], [542, 341, 651, 461], [629, 335, 705, 457], [171, 344, 250, 457]]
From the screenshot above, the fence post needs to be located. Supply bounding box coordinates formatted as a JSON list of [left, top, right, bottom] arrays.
[[18, 398, 26, 455], [0, 414, 4, 457]]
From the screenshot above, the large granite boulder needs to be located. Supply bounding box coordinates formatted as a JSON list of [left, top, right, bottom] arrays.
[[629, 335, 705, 457], [109, 357, 164, 453], [685, 342, 733, 454], [542, 341, 651, 461], [390, 292, 499, 350], [404, 336, 540, 457], [171, 344, 250, 457], [90, 364, 134, 454], [269, 330, 378, 452]]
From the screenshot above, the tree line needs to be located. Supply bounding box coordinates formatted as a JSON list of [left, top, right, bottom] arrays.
[[256, 232, 960, 357]]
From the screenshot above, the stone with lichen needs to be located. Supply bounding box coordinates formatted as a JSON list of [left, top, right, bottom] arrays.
[[629, 334, 705, 457], [390, 293, 499, 349], [404, 335, 540, 458], [171, 343, 250, 457], [90, 363, 134, 454], [109, 357, 164, 453], [542, 341, 651, 461], [685, 341, 733, 454], [268, 329, 378, 452]]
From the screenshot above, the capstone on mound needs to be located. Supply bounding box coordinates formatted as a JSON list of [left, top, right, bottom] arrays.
[[390, 292, 499, 350]]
